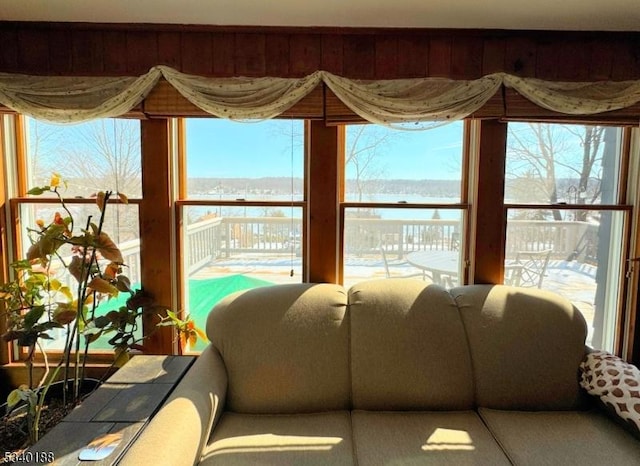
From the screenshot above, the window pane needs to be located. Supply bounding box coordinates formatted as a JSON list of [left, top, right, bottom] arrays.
[[18, 202, 141, 352], [505, 123, 622, 205], [344, 122, 464, 203], [25, 117, 142, 198], [181, 205, 303, 350], [184, 119, 304, 201], [182, 118, 306, 352], [505, 208, 626, 352], [343, 207, 463, 288], [19, 202, 140, 264]]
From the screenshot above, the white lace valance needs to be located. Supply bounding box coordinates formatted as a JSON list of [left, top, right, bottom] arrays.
[[322, 72, 503, 129], [160, 66, 323, 120], [502, 74, 640, 115], [0, 66, 639, 126], [0, 68, 163, 124]]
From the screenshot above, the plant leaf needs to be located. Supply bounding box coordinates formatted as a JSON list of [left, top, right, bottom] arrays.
[[2, 330, 21, 343], [83, 322, 104, 344], [49, 173, 61, 188], [195, 326, 208, 343], [17, 332, 38, 347], [48, 279, 62, 291], [84, 330, 103, 344], [7, 388, 22, 409], [96, 191, 106, 213], [59, 285, 74, 301], [26, 237, 54, 261], [68, 256, 86, 283], [53, 305, 77, 325], [24, 305, 45, 328], [88, 277, 119, 297], [117, 192, 129, 204], [126, 290, 154, 311], [103, 262, 120, 280], [95, 232, 124, 263], [27, 186, 46, 196], [11, 259, 32, 270], [115, 275, 131, 292], [93, 315, 112, 328]]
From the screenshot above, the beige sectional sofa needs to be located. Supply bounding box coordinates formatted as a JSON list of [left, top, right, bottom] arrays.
[[121, 279, 640, 465]]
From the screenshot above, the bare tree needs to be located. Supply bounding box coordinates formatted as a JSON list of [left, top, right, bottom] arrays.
[[25, 119, 64, 186], [506, 123, 606, 220], [565, 125, 605, 205], [30, 119, 142, 242], [345, 125, 396, 203], [55, 119, 142, 197]]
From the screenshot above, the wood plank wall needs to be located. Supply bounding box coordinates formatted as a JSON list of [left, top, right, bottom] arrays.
[[1, 22, 639, 81]]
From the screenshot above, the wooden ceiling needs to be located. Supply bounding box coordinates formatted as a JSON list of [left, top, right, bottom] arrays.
[[1, 0, 639, 32]]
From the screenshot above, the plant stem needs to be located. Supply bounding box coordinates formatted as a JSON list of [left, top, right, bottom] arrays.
[[26, 353, 33, 389], [61, 321, 73, 405], [74, 191, 112, 401], [32, 361, 63, 444], [36, 340, 49, 389], [54, 187, 74, 233]]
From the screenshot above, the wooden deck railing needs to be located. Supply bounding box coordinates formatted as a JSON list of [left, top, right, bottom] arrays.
[[114, 217, 598, 281], [506, 220, 597, 263], [344, 218, 461, 259]]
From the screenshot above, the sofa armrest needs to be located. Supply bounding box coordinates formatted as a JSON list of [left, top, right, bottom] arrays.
[[579, 349, 640, 439], [119, 345, 228, 466]]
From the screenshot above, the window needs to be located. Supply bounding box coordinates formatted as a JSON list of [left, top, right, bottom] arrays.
[[179, 118, 305, 348], [504, 123, 631, 352], [7, 116, 142, 355], [2, 114, 639, 360], [341, 122, 468, 288]]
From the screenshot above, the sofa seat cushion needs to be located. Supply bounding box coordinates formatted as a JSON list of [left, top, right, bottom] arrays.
[[351, 410, 511, 465], [479, 407, 640, 465], [200, 411, 355, 465]]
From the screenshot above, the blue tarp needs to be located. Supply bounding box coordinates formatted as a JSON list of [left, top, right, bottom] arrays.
[[93, 274, 272, 351]]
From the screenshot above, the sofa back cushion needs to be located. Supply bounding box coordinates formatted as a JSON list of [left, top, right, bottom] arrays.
[[207, 283, 350, 414], [349, 279, 475, 410], [451, 284, 588, 410]]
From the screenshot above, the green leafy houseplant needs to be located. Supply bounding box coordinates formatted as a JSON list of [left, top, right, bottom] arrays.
[[0, 174, 205, 448]]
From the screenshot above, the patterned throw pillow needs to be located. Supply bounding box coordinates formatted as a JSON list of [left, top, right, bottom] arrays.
[[579, 350, 640, 437]]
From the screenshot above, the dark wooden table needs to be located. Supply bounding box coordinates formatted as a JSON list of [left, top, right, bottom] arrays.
[[18, 355, 195, 466]]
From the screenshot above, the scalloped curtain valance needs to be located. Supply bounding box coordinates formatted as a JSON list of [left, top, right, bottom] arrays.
[[1, 65, 640, 126]]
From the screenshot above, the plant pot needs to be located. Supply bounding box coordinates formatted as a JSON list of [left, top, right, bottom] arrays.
[[2, 378, 102, 416], [1, 378, 102, 457]]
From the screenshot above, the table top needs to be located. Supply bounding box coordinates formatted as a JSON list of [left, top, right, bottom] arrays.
[[406, 250, 460, 275], [406, 250, 524, 287], [23, 355, 195, 465]]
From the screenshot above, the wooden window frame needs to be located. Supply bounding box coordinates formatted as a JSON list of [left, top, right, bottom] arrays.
[[3, 115, 150, 365], [175, 117, 312, 320], [2, 110, 640, 364], [338, 120, 472, 287], [482, 120, 638, 359]]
